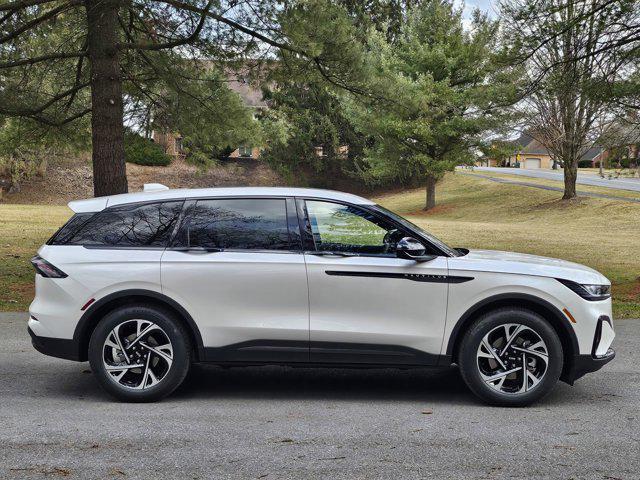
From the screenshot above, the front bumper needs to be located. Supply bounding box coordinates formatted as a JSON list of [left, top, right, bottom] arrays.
[[562, 314, 616, 384], [28, 327, 82, 362], [563, 348, 615, 384]]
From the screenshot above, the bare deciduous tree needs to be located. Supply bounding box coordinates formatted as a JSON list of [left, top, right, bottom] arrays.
[[501, 0, 640, 199]]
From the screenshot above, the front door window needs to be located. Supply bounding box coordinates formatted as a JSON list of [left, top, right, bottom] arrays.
[[305, 200, 405, 256]]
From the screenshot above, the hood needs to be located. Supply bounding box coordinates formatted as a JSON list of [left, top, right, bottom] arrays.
[[449, 249, 609, 285]]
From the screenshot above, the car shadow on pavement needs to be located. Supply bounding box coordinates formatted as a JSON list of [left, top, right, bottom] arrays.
[[10, 359, 577, 406], [171, 363, 479, 404]]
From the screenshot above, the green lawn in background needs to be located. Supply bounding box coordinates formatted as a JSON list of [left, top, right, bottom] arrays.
[[1, 172, 638, 317]]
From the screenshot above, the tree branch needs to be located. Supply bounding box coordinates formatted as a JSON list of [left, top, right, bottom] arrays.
[[120, 0, 213, 51], [0, 0, 57, 11], [0, 51, 86, 69], [29, 107, 92, 126], [0, 81, 90, 116], [0, 0, 81, 44], [154, 0, 304, 55], [64, 41, 87, 110]]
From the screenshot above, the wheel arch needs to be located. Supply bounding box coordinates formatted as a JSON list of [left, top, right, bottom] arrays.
[[445, 293, 578, 382], [73, 289, 205, 362]]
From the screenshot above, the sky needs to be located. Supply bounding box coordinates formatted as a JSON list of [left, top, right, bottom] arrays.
[[461, 0, 496, 15], [455, 0, 497, 29]]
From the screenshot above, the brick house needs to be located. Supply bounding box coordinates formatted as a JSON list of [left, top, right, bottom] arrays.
[[152, 68, 267, 161]]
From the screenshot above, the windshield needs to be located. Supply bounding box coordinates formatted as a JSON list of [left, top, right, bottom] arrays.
[[371, 204, 462, 257]]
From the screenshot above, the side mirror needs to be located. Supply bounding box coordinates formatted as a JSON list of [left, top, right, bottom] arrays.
[[396, 237, 435, 261]]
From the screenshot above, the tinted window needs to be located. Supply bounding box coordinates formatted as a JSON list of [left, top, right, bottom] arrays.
[[47, 213, 95, 245], [305, 200, 406, 255], [52, 201, 183, 247], [178, 199, 291, 251]]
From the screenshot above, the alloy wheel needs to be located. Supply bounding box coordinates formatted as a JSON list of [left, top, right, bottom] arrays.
[[476, 323, 549, 394], [102, 319, 174, 390]]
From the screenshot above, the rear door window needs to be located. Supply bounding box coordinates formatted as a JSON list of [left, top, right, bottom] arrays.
[[51, 201, 184, 247], [175, 198, 292, 251]]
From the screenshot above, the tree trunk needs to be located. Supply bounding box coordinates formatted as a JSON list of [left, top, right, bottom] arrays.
[[85, 0, 127, 197], [425, 175, 437, 210], [599, 155, 604, 177], [562, 159, 578, 199]]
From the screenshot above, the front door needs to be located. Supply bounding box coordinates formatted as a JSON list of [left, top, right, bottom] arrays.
[[301, 199, 449, 365], [161, 197, 309, 362]]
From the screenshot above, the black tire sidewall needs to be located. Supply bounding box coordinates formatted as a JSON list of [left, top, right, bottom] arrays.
[[88, 305, 191, 402], [458, 308, 563, 407]]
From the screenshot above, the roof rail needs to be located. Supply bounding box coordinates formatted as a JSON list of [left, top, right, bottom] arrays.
[[143, 183, 170, 193]]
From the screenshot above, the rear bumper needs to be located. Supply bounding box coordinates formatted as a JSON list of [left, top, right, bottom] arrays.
[[562, 348, 615, 385], [28, 327, 82, 362]]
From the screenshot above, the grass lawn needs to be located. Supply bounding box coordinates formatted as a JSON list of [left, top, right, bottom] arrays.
[[0, 204, 71, 311], [578, 167, 639, 178], [1, 173, 639, 318]]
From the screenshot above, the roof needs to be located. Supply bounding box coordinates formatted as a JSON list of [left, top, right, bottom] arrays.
[[519, 138, 549, 155], [68, 187, 375, 213], [512, 133, 534, 149], [581, 146, 605, 161], [512, 132, 604, 160]]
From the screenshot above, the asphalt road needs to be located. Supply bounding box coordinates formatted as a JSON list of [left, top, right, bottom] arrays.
[[1, 312, 639, 480], [473, 166, 640, 193]]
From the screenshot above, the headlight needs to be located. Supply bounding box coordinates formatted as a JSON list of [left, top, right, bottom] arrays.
[[557, 279, 611, 301], [581, 284, 611, 298]]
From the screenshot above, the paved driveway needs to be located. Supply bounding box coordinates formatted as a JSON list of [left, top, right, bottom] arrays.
[[1, 312, 639, 479], [473, 166, 640, 193]]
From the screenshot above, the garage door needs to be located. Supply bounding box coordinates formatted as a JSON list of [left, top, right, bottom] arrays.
[[524, 158, 541, 169]]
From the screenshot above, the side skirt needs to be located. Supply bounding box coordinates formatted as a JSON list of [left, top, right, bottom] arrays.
[[202, 340, 445, 368]]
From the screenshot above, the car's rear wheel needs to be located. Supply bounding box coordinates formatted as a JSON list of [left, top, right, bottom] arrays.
[[88, 305, 191, 402], [458, 308, 563, 407]]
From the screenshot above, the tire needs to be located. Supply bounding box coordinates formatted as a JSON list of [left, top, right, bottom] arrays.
[[88, 304, 192, 402], [458, 308, 563, 407]]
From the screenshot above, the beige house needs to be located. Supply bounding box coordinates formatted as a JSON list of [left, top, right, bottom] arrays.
[[479, 133, 606, 169], [508, 135, 555, 169]]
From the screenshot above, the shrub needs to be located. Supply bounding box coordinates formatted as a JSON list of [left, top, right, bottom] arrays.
[[125, 134, 171, 167], [619, 157, 632, 168], [578, 159, 593, 168], [185, 150, 214, 169]]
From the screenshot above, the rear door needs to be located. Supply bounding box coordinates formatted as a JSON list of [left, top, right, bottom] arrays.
[[161, 197, 310, 362]]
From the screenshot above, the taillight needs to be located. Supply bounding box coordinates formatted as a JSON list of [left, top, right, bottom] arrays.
[[31, 255, 67, 278]]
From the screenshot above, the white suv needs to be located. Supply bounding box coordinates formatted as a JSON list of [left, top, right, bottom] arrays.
[[29, 185, 615, 405]]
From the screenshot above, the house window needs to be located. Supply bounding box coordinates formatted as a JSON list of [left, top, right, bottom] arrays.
[[238, 145, 252, 157]]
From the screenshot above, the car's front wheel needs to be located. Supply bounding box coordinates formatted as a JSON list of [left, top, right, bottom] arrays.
[[458, 308, 563, 407], [88, 305, 192, 402]]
